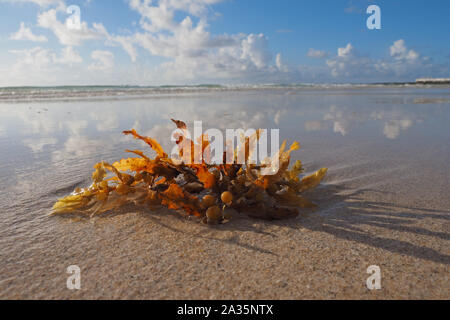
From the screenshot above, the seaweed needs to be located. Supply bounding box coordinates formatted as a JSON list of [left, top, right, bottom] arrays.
[[52, 119, 327, 224]]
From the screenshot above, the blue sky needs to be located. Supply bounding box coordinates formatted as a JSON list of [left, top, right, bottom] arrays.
[[0, 0, 449, 86]]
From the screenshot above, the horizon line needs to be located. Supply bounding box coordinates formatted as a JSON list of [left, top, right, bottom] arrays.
[[1, 80, 450, 89]]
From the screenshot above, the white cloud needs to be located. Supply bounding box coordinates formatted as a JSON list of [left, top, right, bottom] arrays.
[[1, 0, 447, 85], [129, 0, 222, 32], [326, 43, 373, 78], [378, 39, 430, 78], [0, 0, 63, 6], [241, 34, 272, 69], [5, 46, 84, 86], [307, 48, 328, 59], [92, 22, 138, 62], [390, 39, 419, 62], [337, 43, 354, 58], [10, 46, 82, 67], [8, 0, 282, 83], [9, 47, 52, 69], [10, 22, 48, 42], [111, 35, 138, 63], [323, 40, 438, 81], [37, 8, 103, 46], [52, 46, 83, 65], [123, 0, 280, 82], [88, 50, 114, 71], [275, 53, 288, 72]]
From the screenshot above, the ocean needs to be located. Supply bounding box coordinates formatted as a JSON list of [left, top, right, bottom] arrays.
[[0, 83, 443, 103]]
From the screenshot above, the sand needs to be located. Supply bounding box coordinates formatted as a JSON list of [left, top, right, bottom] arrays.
[[0, 88, 449, 299], [1, 141, 449, 300]]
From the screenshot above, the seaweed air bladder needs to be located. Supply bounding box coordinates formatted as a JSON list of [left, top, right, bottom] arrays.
[[52, 119, 328, 224]]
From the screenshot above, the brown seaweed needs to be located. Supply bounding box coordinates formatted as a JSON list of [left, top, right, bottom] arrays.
[[52, 120, 327, 224]]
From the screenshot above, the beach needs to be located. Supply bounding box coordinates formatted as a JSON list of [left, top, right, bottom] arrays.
[[0, 86, 449, 299]]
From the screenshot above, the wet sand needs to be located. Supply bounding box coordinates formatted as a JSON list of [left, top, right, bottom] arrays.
[[0, 88, 449, 299]]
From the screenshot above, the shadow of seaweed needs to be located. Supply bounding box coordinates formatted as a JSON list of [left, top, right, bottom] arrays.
[[142, 213, 280, 256], [64, 183, 450, 264], [273, 184, 450, 265]]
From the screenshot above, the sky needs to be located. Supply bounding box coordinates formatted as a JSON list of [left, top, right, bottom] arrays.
[[0, 0, 449, 86]]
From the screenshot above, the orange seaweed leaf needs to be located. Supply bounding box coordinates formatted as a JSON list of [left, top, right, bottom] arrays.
[[123, 129, 167, 158]]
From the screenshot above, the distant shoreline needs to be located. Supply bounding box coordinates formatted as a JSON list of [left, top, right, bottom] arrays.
[[415, 78, 450, 85], [1, 80, 450, 90], [1, 82, 450, 104]]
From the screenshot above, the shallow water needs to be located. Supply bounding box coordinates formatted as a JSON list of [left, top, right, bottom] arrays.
[[1, 87, 449, 299]]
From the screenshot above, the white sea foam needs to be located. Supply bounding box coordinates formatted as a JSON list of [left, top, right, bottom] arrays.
[[0, 83, 448, 103]]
